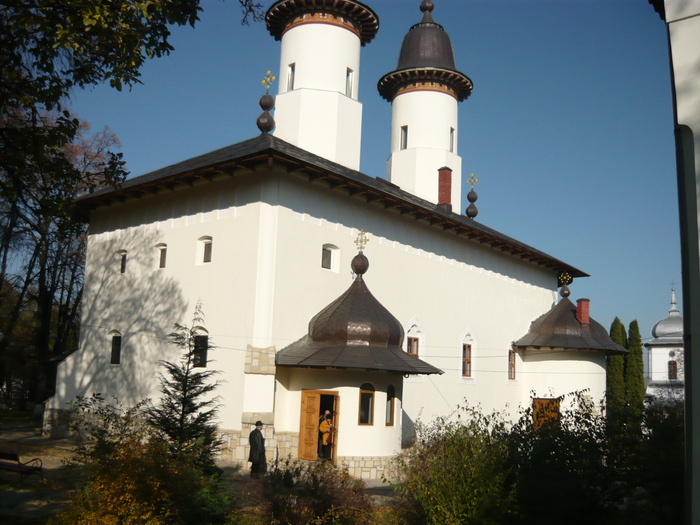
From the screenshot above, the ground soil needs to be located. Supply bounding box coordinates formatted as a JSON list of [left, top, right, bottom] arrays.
[[0, 411, 401, 524]]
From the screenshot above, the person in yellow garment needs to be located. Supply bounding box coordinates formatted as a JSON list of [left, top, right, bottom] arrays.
[[319, 417, 333, 461]]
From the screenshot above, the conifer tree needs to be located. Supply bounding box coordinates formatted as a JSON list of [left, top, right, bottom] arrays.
[[606, 317, 627, 428], [625, 320, 646, 429], [147, 304, 222, 469]]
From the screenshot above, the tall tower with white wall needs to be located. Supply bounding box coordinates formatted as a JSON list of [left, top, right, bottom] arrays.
[[378, 0, 472, 212], [266, 0, 379, 171]]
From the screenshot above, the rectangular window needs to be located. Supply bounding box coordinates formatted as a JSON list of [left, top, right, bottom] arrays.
[[111, 335, 122, 365], [508, 349, 516, 380], [449, 127, 455, 153], [120, 253, 127, 274], [321, 247, 332, 269], [346, 68, 354, 97], [407, 337, 419, 358], [287, 63, 296, 91], [193, 335, 208, 368], [462, 344, 472, 377], [203, 241, 212, 263], [359, 385, 374, 425], [400, 126, 408, 150], [159, 247, 167, 269]]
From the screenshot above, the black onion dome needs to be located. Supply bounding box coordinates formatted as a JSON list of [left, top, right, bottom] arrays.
[[266, 0, 379, 46], [276, 253, 443, 374], [378, 0, 472, 101], [514, 298, 627, 354]]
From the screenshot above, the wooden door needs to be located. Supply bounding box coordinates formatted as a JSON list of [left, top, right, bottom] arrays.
[[299, 391, 321, 460]]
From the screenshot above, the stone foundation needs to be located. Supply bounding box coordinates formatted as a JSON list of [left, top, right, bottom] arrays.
[[336, 455, 398, 481]]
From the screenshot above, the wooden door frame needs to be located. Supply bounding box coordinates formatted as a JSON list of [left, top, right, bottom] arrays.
[[298, 389, 339, 461]]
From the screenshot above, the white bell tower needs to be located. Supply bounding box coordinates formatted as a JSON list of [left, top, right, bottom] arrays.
[[266, 0, 379, 171], [378, 0, 472, 212]]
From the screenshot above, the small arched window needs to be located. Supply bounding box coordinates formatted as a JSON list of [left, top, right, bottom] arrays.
[[385, 385, 395, 426], [359, 383, 375, 425], [668, 360, 678, 380], [109, 331, 122, 365], [193, 328, 209, 368], [198, 236, 213, 264], [156, 243, 167, 269], [321, 244, 339, 272]]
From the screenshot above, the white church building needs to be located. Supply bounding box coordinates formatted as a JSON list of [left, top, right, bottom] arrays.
[[46, 0, 625, 479]]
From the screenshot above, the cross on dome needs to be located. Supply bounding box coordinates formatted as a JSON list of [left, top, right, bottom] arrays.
[[354, 229, 370, 252]]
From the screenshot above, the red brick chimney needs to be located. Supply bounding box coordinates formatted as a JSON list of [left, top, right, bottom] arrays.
[[576, 299, 590, 324], [438, 167, 452, 212]]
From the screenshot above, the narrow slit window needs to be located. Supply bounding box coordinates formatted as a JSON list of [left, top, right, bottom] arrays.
[[359, 383, 375, 425], [193, 335, 208, 368], [449, 127, 455, 153], [508, 349, 516, 380], [111, 334, 122, 365], [157, 244, 167, 269], [462, 344, 472, 377], [346, 68, 354, 97], [322, 246, 332, 269], [385, 385, 395, 426], [407, 336, 419, 358], [400, 126, 408, 150], [287, 63, 296, 91], [118, 251, 127, 274]]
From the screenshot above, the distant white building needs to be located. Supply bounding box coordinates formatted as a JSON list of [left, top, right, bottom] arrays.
[[645, 290, 684, 402], [46, 0, 624, 479]]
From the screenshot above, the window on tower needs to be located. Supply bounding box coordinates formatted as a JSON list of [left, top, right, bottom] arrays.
[[287, 63, 296, 91], [450, 127, 455, 153], [400, 126, 408, 150], [346, 68, 354, 97]]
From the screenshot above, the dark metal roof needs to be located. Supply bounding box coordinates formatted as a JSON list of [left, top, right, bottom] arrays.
[[276, 253, 443, 375], [266, 0, 379, 45], [378, 1, 472, 101], [514, 297, 627, 354], [74, 133, 588, 279]]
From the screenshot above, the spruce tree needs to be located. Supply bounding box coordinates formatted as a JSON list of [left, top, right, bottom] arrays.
[[625, 320, 646, 431], [147, 304, 222, 469]]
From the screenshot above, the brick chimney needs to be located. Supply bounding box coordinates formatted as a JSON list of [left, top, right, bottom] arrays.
[[576, 299, 590, 324], [438, 166, 452, 212]]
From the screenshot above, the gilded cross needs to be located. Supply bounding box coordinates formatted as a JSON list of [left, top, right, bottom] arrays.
[[354, 229, 369, 252], [261, 70, 276, 92], [467, 173, 479, 190]]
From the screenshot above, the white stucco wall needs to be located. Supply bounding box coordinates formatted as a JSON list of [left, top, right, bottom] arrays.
[[50, 164, 599, 443]]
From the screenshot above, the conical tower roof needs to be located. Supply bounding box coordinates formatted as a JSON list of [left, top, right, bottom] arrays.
[[378, 0, 472, 101], [514, 286, 627, 354], [276, 251, 443, 374]]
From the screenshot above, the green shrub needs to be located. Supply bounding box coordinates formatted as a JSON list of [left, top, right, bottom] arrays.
[[267, 457, 372, 525], [390, 406, 515, 525], [49, 394, 234, 524]]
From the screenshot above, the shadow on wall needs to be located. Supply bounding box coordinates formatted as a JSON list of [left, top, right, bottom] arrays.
[[402, 409, 415, 447], [53, 228, 188, 409]]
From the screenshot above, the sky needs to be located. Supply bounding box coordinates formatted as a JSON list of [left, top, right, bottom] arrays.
[[67, 0, 681, 344]]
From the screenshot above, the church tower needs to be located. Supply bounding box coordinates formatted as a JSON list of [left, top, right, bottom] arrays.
[[266, 0, 379, 171], [378, 0, 472, 212]]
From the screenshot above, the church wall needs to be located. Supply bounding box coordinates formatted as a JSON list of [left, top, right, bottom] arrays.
[[520, 349, 607, 411], [265, 173, 559, 427]]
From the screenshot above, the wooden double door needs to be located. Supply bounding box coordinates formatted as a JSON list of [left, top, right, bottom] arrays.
[[299, 390, 339, 461]]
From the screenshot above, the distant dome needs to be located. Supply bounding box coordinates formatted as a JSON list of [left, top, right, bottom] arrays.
[[650, 289, 683, 344]]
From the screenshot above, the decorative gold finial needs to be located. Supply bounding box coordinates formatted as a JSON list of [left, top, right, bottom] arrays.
[[261, 70, 276, 92], [354, 229, 370, 252], [467, 173, 479, 190]]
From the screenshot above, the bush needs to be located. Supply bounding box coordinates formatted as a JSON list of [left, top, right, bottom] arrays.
[[267, 457, 372, 525], [390, 406, 515, 525], [49, 394, 234, 524]]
